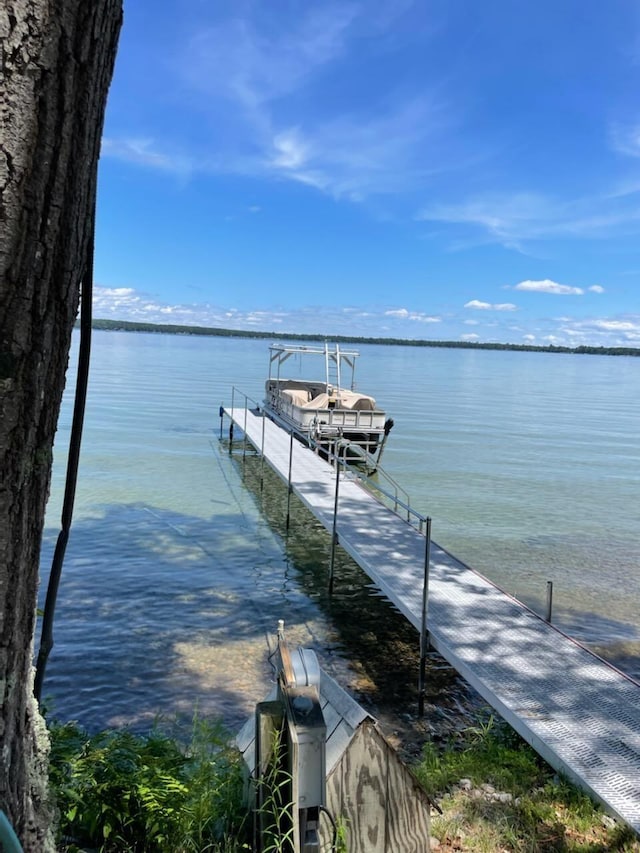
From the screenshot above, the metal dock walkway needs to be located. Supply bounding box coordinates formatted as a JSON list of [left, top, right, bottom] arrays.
[[224, 405, 640, 835]]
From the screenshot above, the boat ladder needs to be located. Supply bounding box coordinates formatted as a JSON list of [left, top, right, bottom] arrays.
[[325, 342, 341, 392]]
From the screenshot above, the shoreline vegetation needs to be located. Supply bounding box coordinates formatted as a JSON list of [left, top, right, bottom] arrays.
[[89, 318, 640, 357], [48, 707, 640, 852]]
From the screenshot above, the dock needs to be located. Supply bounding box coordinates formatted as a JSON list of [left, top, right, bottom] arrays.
[[223, 405, 640, 835]]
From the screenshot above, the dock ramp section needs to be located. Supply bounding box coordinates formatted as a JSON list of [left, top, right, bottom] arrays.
[[224, 406, 640, 835]]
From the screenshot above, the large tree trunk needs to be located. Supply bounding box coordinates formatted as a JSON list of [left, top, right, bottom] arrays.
[[0, 2, 121, 848]]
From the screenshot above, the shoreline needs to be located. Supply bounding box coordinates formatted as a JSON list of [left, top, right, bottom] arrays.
[[85, 318, 640, 358]]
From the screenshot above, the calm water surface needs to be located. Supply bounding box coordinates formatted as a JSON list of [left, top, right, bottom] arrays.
[[40, 332, 640, 731]]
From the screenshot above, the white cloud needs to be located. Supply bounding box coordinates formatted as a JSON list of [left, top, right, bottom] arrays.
[[93, 287, 143, 311], [513, 279, 583, 295], [102, 138, 192, 175], [553, 315, 640, 345], [588, 285, 605, 293], [257, 96, 453, 199], [384, 308, 441, 323], [464, 300, 491, 309], [464, 300, 517, 311], [417, 192, 552, 250], [610, 122, 640, 158], [105, 95, 450, 202], [104, 4, 455, 201], [417, 189, 640, 250], [585, 319, 638, 332], [91, 286, 640, 348], [92, 287, 444, 338], [185, 4, 358, 110], [270, 129, 310, 169]]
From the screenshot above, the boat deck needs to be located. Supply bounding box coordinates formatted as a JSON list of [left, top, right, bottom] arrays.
[[223, 406, 640, 835]]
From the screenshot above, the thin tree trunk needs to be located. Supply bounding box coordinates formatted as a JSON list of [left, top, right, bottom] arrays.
[[0, 2, 121, 848]]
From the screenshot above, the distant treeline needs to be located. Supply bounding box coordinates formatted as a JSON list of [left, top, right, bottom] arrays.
[[89, 318, 640, 357]]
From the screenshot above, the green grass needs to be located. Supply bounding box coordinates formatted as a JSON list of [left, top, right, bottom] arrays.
[[414, 714, 640, 852], [48, 716, 250, 852]]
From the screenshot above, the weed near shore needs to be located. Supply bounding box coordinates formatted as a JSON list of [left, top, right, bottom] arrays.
[[414, 714, 640, 852], [48, 716, 250, 852]]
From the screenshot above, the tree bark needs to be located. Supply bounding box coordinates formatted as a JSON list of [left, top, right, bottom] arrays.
[[0, 2, 121, 848]]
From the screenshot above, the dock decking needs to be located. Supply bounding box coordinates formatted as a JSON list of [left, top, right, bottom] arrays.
[[224, 406, 640, 835]]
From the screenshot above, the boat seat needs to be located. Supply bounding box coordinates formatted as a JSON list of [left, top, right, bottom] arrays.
[[301, 393, 331, 409], [337, 391, 377, 411], [281, 388, 312, 406], [300, 391, 377, 411], [348, 395, 376, 411]]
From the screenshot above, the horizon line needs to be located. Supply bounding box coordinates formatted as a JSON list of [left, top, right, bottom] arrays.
[[83, 318, 640, 357]]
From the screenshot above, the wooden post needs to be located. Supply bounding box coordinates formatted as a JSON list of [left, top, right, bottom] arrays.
[[546, 581, 553, 622], [219, 405, 224, 439], [328, 453, 341, 595], [418, 517, 432, 717]]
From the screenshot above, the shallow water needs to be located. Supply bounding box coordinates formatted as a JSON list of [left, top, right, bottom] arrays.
[[39, 332, 640, 732]]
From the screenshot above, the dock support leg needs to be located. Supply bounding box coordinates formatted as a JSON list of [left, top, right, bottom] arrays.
[[219, 405, 224, 440], [328, 456, 341, 596], [229, 387, 236, 455], [546, 580, 553, 623], [286, 431, 294, 531], [418, 517, 432, 717], [260, 413, 266, 494], [243, 405, 248, 463]]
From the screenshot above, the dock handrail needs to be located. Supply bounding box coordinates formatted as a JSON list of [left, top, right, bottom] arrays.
[[230, 385, 263, 414], [226, 388, 428, 535], [331, 447, 428, 535]]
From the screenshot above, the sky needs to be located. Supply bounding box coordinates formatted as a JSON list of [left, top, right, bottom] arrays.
[[95, 0, 640, 346]]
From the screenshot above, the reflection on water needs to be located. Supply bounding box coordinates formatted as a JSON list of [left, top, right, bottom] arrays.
[[40, 444, 474, 737]]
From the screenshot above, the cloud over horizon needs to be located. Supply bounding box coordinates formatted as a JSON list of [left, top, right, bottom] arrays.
[[464, 300, 517, 311], [512, 280, 606, 296], [91, 286, 640, 348]]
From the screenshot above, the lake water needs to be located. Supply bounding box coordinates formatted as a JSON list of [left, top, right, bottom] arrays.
[[39, 331, 640, 733]]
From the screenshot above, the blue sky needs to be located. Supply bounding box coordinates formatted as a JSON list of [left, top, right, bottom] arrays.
[[95, 0, 640, 346]]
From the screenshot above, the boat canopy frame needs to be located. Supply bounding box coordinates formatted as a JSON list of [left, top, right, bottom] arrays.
[[268, 343, 360, 393]]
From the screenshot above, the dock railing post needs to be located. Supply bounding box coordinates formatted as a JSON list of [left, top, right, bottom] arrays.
[[328, 451, 342, 596], [546, 580, 553, 623], [418, 517, 432, 717], [260, 411, 266, 494], [286, 430, 294, 531], [229, 387, 235, 453], [242, 397, 248, 463]]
